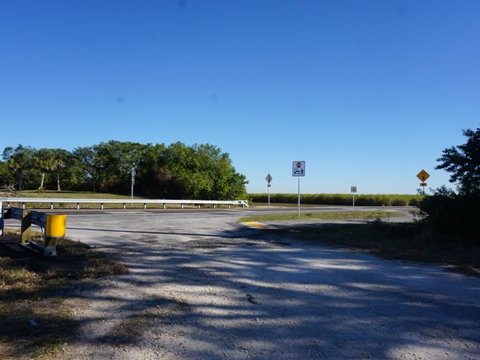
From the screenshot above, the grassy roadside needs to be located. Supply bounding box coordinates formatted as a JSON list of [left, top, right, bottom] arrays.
[[239, 212, 480, 277], [238, 210, 405, 222], [0, 229, 128, 359]]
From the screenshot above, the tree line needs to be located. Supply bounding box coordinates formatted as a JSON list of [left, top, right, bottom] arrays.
[[0, 141, 248, 200]]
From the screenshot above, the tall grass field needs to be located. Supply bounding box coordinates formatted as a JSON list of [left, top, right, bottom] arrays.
[[249, 193, 422, 206]]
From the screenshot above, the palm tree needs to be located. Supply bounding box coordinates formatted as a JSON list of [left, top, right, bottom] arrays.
[[33, 149, 56, 191], [51, 149, 68, 191]]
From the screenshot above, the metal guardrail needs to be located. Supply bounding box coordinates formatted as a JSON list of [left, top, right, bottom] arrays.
[[0, 197, 249, 210], [0, 198, 248, 239], [0, 205, 63, 256], [2, 207, 46, 241]]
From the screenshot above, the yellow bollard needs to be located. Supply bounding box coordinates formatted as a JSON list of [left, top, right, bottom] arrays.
[[44, 214, 66, 256]]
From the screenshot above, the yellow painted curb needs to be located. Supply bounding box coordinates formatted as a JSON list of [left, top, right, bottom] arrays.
[[242, 221, 276, 230]]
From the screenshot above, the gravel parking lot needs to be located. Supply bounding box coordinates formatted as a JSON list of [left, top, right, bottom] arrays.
[[41, 209, 480, 359]]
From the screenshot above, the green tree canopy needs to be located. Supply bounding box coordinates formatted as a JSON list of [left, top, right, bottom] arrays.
[[435, 127, 480, 194], [4, 145, 36, 190], [1, 141, 248, 200], [419, 127, 480, 244], [163, 142, 247, 200]]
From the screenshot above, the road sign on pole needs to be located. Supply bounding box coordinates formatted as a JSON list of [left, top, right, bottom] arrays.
[[417, 169, 430, 182], [131, 168, 135, 207], [417, 170, 430, 195], [351, 186, 357, 207], [265, 174, 272, 207], [292, 161, 306, 216], [292, 161, 305, 177]]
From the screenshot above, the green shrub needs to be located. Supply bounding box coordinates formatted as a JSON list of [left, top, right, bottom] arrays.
[[418, 186, 480, 245]]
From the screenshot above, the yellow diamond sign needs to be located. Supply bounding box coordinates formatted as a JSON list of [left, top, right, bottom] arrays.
[[417, 169, 430, 182]]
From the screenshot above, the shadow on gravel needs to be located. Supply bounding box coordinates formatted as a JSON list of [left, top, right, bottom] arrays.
[[46, 225, 480, 359]]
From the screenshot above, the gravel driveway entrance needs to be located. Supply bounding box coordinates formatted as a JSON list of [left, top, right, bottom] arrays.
[[46, 210, 480, 359]]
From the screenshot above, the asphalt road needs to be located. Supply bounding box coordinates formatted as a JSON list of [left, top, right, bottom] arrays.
[[3, 205, 416, 247], [3, 207, 480, 359]]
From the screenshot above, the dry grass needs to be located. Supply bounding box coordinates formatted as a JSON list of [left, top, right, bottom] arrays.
[[0, 230, 128, 359]]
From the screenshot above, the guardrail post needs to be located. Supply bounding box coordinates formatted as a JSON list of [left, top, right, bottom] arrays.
[[44, 214, 66, 256], [21, 209, 32, 244], [0, 201, 3, 236]]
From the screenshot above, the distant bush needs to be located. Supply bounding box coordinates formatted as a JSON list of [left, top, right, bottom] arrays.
[[248, 193, 422, 207], [418, 186, 480, 245]]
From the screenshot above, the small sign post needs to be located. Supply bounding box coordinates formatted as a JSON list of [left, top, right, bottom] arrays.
[[351, 186, 357, 207], [416, 169, 430, 195], [131, 168, 136, 207], [265, 174, 273, 207], [292, 161, 306, 217]]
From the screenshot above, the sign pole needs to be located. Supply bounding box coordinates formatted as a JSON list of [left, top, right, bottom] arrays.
[[297, 177, 301, 217], [292, 161, 305, 218], [265, 174, 273, 207], [416, 169, 430, 196], [351, 186, 357, 207], [268, 184, 270, 207], [131, 168, 135, 207]]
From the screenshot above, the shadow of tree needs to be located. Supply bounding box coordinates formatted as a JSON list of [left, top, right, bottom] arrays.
[[46, 223, 480, 359]]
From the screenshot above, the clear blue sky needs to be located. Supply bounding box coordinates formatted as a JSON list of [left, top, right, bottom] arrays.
[[1, 1, 479, 195]]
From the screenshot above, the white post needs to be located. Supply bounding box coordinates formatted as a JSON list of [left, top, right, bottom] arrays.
[[297, 177, 301, 217]]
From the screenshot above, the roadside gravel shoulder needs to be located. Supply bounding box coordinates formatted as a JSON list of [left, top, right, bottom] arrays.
[[53, 231, 480, 360]]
